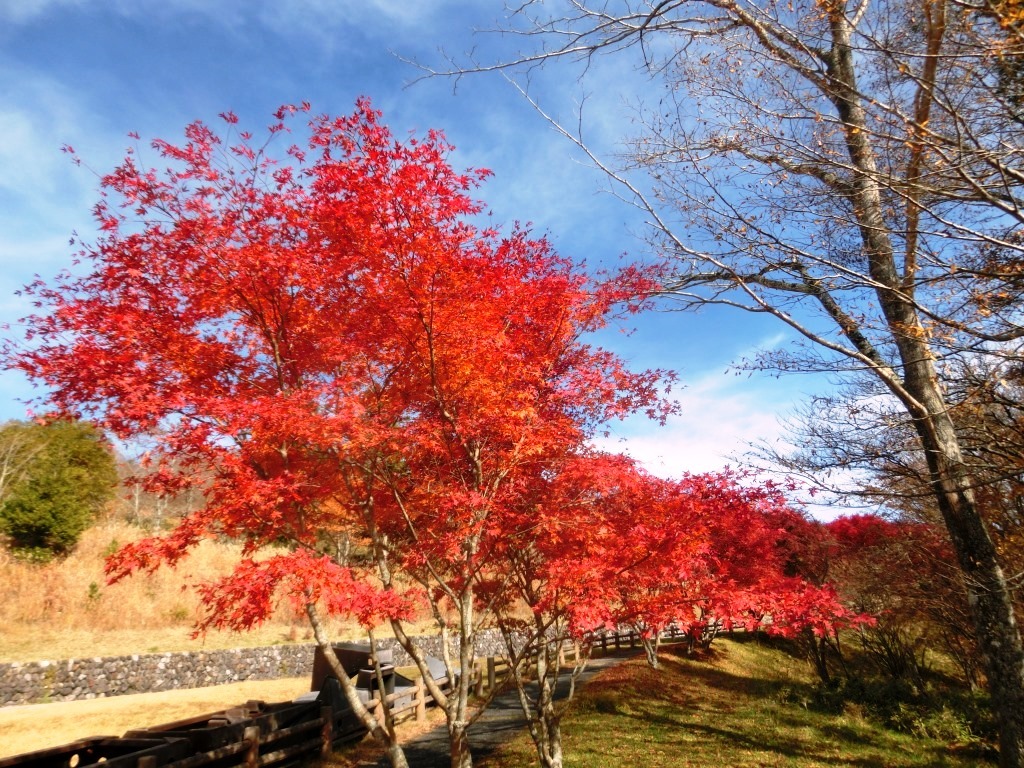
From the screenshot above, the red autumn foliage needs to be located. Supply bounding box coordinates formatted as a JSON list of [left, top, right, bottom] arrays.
[[488, 452, 859, 657], [6, 101, 852, 680], [6, 101, 675, 637], [598, 470, 861, 643], [822, 513, 962, 625]]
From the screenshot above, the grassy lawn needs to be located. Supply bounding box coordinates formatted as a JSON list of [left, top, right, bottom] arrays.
[[476, 636, 993, 768]]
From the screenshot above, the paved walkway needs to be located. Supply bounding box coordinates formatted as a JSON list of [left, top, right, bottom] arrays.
[[367, 651, 635, 767]]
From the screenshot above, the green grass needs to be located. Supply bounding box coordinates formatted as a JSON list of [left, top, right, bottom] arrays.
[[477, 636, 994, 768]]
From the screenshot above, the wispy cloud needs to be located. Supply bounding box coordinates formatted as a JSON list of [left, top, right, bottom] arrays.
[[0, 0, 81, 23], [258, 0, 468, 35], [0, 0, 240, 25], [0, 65, 123, 390], [0, 0, 473, 45], [592, 361, 807, 478], [0, 68, 114, 232]]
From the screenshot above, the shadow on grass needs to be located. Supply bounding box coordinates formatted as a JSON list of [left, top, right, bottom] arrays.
[[574, 647, 994, 768]]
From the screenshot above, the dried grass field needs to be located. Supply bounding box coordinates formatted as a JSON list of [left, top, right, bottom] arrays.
[[0, 521, 372, 758], [0, 677, 311, 759], [0, 522, 320, 662]]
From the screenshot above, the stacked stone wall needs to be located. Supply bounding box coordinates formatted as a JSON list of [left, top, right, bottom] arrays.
[[0, 644, 315, 706], [0, 629, 510, 706]]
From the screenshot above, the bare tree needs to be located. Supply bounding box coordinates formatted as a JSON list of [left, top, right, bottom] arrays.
[[0, 421, 45, 507], [439, 0, 1024, 762], [115, 454, 208, 530], [776, 356, 1024, 686]]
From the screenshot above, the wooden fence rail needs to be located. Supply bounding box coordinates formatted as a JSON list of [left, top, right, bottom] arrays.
[[368, 626, 657, 722], [0, 627, 666, 768]]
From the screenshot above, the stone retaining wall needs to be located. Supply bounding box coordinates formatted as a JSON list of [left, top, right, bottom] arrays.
[[0, 629, 511, 706]]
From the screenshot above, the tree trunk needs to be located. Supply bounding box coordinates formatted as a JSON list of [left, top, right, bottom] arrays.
[[305, 604, 409, 768], [803, 629, 833, 686], [532, 643, 565, 768], [824, 9, 1024, 763], [448, 588, 476, 768], [916, 420, 1024, 767], [536, 708, 564, 768], [449, 723, 473, 768], [641, 634, 660, 669]]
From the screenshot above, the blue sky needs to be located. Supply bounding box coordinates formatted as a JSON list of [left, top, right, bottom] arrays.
[[0, 0, 824, 478]]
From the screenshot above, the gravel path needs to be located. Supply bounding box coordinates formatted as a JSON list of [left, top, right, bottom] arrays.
[[366, 650, 634, 768]]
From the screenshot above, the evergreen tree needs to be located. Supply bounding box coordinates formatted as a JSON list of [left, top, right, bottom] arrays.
[[0, 419, 117, 558]]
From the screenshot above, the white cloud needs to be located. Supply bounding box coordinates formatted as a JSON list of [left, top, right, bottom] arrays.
[[0, 92, 69, 195], [0, 0, 472, 43], [259, 0, 464, 32], [0, 67, 116, 262], [593, 369, 801, 477], [0, 0, 81, 23], [735, 331, 789, 360], [0, 0, 227, 25], [0, 67, 127, 422]]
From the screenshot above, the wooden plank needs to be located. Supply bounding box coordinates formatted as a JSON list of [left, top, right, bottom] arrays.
[[257, 742, 320, 768], [161, 739, 251, 768]]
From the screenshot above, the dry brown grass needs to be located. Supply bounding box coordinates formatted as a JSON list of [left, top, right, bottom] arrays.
[[0, 521, 450, 762], [1, 521, 247, 627], [0, 677, 312, 759], [0, 522, 321, 661], [0, 521, 432, 662]]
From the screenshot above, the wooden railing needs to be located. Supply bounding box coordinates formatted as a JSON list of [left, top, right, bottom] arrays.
[[363, 673, 450, 724], [0, 628, 663, 768], [0, 703, 336, 768]]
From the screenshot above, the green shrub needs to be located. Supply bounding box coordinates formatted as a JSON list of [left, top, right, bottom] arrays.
[[0, 419, 117, 557], [809, 674, 993, 746], [886, 701, 981, 743]]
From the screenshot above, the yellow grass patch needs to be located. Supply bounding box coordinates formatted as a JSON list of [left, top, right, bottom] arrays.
[[0, 677, 311, 759]]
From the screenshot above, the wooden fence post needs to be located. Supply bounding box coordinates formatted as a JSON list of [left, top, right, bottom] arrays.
[[474, 660, 484, 697], [320, 705, 333, 756], [615, 633, 621, 651], [487, 656, 496, 691], [243, 725, 261, 768], [415, 677, 426, 722]]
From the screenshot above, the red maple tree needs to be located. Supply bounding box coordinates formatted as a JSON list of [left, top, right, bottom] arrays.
[[6, 101, 672, 768], [593, 470, 860, 665], [7, 100, 857, 768], [472, 454, 859, 768]]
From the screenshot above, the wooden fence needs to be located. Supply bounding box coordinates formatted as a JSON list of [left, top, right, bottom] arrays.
[[0, 702, 336, 768], [365, 629, 642, 725], [0, 628, 660, 768]]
